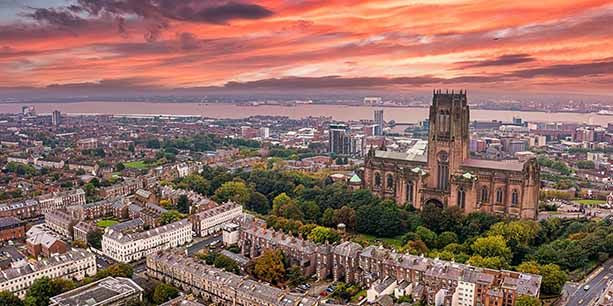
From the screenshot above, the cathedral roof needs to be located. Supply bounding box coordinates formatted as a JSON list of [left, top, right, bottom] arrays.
[[374, 150, 427, 163], [461, 159, 524, 172]]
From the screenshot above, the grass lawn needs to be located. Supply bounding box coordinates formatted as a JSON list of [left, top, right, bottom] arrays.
[[123, 160, 149, 170], [575, 199, 606, 205], [350, 289, 367, 303], [96, 219, 119, 228], [355, 233, 404, 249]]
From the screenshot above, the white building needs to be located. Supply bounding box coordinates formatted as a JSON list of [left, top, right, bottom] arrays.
[[222, 223, 240, 246], [0, 249, 96, 298], [190, 201, 243, 237], [37, 189, 86, 213], [102, 219, 192, 263], [452, 278, 476, 306]]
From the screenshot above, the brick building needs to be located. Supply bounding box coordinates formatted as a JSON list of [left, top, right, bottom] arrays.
[[364, 91, 540, 219], [0, 217, 26, 242]]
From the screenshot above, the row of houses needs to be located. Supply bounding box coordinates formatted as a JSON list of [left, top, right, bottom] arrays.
[[238, 223, 542, 306], [0, 249, 96, 297], [146, 251, 318, 306], [0, 189, 86, 220], [101, 219, 193, 263]]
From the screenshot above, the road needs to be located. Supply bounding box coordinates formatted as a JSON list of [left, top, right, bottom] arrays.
[[186, 233, 222, 256], [565, 258, 613, 305]]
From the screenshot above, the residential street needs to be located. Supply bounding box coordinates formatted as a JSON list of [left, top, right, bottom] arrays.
[[564, 258, 613, 305]]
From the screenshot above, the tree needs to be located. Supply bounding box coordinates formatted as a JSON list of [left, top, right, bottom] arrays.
[[100, 263, 133, 278], [213, 253, 240, 274], [87, 231, 103, 249], [299, 200, 321, 222], [517, 261, 540, 275], [160, 210, 184, 225], [0, 291, 23, 306], [575, 160, 594, 170], [24, 277, 63, 306], [467, 255, 508, 269], [333, 206, 356, 231], [537, 264, 567, 295], [516, 295, 542, 306], [321, 208, 336, 227], [272, 193, 293, 215], [471, 235, 512, 260], [246, 192, 270, 214], [114, 163, 125, 172], [307, 226, 341, 244], [415, 226, 437, 248], [213, 181, 251, 205], [152, 283, 179, 304], [488, 220, 540, 248], [253, 249, 286, 285], [287, 266, 306, 287], [176, 194, 190, 214], [437, 231, 458, 249]]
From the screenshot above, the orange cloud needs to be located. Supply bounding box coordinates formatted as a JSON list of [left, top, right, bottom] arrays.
[[0, 0, 612, 94]]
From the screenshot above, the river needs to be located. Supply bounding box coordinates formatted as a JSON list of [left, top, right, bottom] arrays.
[[0, 102, 610, 126]]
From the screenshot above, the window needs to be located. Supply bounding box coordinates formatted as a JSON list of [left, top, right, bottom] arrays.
[[406, 181, 414, 204], [457, 187, 466, 209], [437, 152, 449, 190], [480, 186, 489, 203], [386, 174, 394, 190], [496, 188, 503, 204], [511, 189, 519, 206], [374, 172, 381, 188]]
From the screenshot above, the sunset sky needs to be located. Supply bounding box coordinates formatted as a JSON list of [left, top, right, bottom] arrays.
[[1, 0, 612, 95]]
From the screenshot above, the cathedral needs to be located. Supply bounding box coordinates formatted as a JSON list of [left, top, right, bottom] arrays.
[[363, 90, 540, 219]]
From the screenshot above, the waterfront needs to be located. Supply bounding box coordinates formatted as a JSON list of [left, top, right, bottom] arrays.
[[0, 102, 611, 126]]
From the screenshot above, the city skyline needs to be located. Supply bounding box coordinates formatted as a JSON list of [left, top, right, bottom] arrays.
[[1, 0, 613, 97]]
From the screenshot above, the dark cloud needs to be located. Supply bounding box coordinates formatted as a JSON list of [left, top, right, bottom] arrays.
[[457, 54, 535, 68], [15, 1, 273, 41], [177, 32, 202, 50], [23, 7, 87, 27], [46, 77, 158, 90], [509, 59, 613, 78]]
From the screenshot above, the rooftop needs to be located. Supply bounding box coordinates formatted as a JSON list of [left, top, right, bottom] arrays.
[[49, 276, 143, 306]]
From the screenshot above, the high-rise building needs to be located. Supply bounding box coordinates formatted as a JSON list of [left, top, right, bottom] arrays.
[[52, 110, 61, 126], [374, 109, 384, 136], [328, 123, 350, 155]]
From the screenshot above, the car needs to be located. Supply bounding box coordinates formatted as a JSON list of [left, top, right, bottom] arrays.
[[584, 285, 590, 291]]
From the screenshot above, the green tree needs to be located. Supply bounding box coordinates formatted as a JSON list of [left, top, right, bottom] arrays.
[[213, 253, 240, 274], [576, 160, 595, 169], [517, 261, 540, 274], [253, 249, 286, 285], [87, 231, 103, 249], [152, 283, 179, 304], [437, 231, 458, 249], [516, 295, 542, 306], [415, 226, 437, 248], [0, 291, 23, 306], [333, 206, 357, 231], [24, 277, 63, 306], [321, 208, 336, 227], [471, 235, 512, 260], [538, 264, 567, 295], [299, 200, 321, 222], [213, 181, 251, 205], [246, 192, 270, 214], [467, 255, 508, 269], [307, 226, 341, 244], [176, 194, 190, 214], [160, 210, 184, 225]]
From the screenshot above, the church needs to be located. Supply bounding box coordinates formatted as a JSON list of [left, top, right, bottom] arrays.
[[363, 90, 540, 219]]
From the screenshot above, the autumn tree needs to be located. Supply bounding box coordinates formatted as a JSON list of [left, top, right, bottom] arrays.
[[213, 180, 251, 205], [253, 249, 286, 285]]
